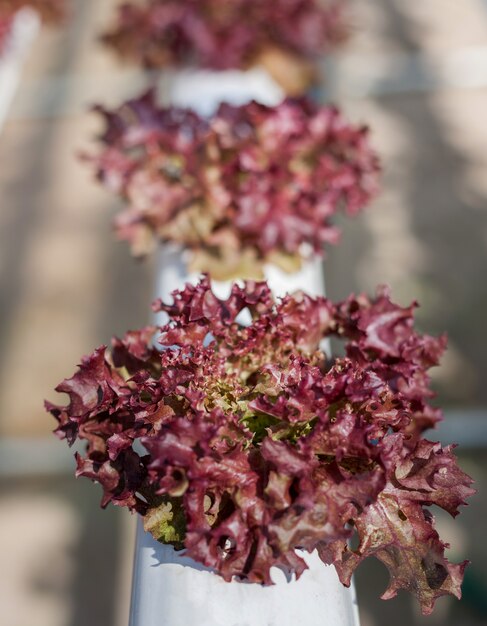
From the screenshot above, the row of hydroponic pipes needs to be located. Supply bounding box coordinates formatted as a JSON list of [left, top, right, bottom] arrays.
[[1, 1, 473, 625]]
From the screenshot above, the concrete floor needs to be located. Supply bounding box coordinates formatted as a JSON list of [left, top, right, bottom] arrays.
[[0, 1, 486, 625]]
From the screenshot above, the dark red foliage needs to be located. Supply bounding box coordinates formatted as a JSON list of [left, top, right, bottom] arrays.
[[0, 14, 13, 51], [47, 278, 473, 613], [102, 0, 346, 71], [88, 92, 380, 279]]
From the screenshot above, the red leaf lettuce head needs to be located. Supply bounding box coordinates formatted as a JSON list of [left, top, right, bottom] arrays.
[[101, 0, 347, 85], [87, 92, 380, 279], [47, 278, 473, 614]]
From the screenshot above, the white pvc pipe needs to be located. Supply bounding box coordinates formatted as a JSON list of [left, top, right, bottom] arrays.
[[153, 243, 325, 302], [130, 518, 360, 626], [0, 8, 40, 132], [165, 67, 285, 116]]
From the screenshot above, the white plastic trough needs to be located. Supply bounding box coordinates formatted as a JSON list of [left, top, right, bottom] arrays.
[[130, 518, 360, 626], [0, 8, 40, 132], [165, 66, 285, 116], [129, 72, 359, 626]]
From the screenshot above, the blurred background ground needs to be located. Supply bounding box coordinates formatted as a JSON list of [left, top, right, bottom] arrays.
[[0, 0, 486, 624]]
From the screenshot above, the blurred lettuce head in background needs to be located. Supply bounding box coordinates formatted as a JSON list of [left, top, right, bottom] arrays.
[[87, 92, 380, 280]]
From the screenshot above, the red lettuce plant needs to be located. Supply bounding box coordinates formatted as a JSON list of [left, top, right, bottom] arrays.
[[47, 278, 473, 614], [102, 0, 346, 94], [88, 92, 380, 279], [0, 13, 14, 52]]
